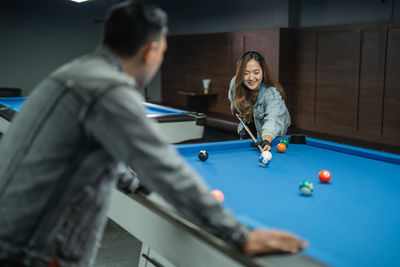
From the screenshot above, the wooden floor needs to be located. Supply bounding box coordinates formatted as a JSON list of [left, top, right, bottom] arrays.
[[95, 219, 142, 267]]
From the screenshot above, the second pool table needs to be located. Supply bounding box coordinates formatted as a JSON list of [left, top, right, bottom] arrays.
[[0, 97, 205, 143]]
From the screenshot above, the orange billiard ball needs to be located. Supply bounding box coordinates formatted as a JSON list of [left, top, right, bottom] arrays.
[[211, 189, 224, 202], [277, 143, 287, 153], [319, 170, 332, 183]]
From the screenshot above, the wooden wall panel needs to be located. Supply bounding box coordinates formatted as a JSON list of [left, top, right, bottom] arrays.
[[162, 33, 232, 115], [242, 29, 280, 81], [278, 29, 296, 116], [162, 20, 400, 148], [162, 35, 188, 107], [383, 26, 400, 139], [358, 28, 385, 135], [230, 33, 243, 77], [315, 30, 359, 133], [293, 31, 316, 128], [294, 21, 400, 147], [162, 29, 283, 120], [229, 29, 281, 81]]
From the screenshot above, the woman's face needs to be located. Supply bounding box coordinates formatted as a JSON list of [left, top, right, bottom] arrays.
[[243, 59, 262, 90]]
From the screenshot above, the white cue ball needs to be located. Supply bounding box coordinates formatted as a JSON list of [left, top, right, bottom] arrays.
[[261, 151, 272, 161]]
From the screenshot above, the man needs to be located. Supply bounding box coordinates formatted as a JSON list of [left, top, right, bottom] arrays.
[[0, 2, 307, 266]]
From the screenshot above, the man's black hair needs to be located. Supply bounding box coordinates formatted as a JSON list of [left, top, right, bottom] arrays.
[[103, 1, 168, 57]]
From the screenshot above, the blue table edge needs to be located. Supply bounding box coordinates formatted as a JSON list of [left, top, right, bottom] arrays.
[[3, 97, 398, 165], [175, 137, 400, 165]]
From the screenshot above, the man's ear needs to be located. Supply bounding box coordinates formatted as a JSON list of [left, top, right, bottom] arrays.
[[141, 41, 159, 64]]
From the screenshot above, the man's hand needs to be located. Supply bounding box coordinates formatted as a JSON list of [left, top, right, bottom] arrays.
[[242, 229, 308, 256]]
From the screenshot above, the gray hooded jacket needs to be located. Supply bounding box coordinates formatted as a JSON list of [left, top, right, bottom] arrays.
[[0, 46, 249, 267]]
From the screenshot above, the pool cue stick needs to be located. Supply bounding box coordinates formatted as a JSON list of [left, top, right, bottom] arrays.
[[234, 113, 264, 153]]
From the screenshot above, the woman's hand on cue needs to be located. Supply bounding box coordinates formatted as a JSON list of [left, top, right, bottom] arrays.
[[251, 139, 271, 151], [261, 136, 273, 151], [251, 140, 271, 151], [260, 140, 271, 151]]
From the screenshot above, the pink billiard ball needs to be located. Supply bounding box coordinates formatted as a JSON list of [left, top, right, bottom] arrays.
[[211, 189, 224, 202], [319, 170, 332, 183]]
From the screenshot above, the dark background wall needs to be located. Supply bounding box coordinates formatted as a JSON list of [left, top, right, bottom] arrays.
[[1, 0, 399, 97], [151, 0, 399, 102], [0, 0, 116, 95], [154, 0, 399, 34], [1, 0, 399, 148], [296, 0, 399, 27]]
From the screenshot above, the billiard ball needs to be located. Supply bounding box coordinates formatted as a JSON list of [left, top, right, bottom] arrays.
[[299, 181, 314, 196], [211, 189, 224, 202], [277, 143, 287, 153], [198, 150, 209, 161], [280, 138, 289, 147], [258, 155, 270, 167], [261, 150, 272, 161], [319, 170, 332, 183]]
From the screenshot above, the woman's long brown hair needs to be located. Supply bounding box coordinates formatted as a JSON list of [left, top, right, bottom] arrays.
[[232, 51, 285, 123]]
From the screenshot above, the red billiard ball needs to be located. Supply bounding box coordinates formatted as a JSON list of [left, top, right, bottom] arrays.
[[319, 170, 332, 183], [277, 143, 287, 153], [211, 189, 224, 202]]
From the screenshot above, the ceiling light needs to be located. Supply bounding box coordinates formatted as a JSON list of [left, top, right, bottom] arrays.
[[70, 0, 90, 3]]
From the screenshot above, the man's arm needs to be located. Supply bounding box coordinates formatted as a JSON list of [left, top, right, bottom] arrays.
[[113, 162, 144, 194], [84, 86, 250, 246]]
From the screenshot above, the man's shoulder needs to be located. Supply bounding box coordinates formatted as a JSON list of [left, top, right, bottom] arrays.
[[50, 50, 136, 93]]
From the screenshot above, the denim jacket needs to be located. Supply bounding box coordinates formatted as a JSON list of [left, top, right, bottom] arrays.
[[0, 47, 250, 267], [228, 76, 291, 139]]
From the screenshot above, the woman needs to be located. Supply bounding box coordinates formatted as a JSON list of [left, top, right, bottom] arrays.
[[228, 51, 290, 151]]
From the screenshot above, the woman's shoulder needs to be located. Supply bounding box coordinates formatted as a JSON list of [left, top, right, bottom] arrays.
[[261, 84, 282, 100], [229, 76, 236, 88], [228, 76, 237, 95]]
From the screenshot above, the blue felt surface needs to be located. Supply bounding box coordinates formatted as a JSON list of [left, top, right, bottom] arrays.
[[143, 102, 187, 115], [177, 139, 400, 267], [0, 97, 26, 111], [0, 97, 187, 116]]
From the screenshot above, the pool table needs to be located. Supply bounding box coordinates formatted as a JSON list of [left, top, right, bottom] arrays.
[[0, 97, 205, 143], [109, 137, 400, 267]]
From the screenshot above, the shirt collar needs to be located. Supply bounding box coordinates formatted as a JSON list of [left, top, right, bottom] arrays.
[[94, 45, 138, 88], [95, 45, 126, 73], [256, 82, 266, 104]]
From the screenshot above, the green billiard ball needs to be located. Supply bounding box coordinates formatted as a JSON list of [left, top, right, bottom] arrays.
[[280, 138, 289, 147], [299, 181, 314, 196]]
